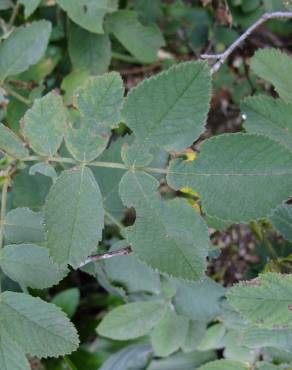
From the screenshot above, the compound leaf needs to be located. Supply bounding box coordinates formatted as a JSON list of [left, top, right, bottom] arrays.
[[4, 207, 44, 244], [227, 273, 292, 329], [123, 61, 211, 152], [44, 166, 104, 267], [251, 48, 292, 104], [0, 20, 51, 81], [167, 133, 292, 223], [97, 300, 166, 340], [107, 10, 165, 63], [151, 308, 189, 357], [0, 244, 67, 289], [0, 123, 28, 159], [22, 92, 67, 156], [242, 95, 292, 149], [57, 0, 118, 34], [119, 171, 209, 281], [0, 328, 30, 370], [270, 203, 292, 242], [0, 291, 79, 358]]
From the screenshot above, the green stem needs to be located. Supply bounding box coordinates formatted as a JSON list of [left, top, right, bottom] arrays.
[[3, 84, 32, 106], [0, 177, 9, 250], [8, 2, 20, 28], [112, 51, 142, 64], [22, 156, 168, 175]]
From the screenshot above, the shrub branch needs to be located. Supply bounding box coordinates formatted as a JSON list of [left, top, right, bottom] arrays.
[[201, 11, 292, 74]]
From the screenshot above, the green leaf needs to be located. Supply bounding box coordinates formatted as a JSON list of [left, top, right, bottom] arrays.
[[0, 123, 28, 159], [92, 136, 128, 220], [151, 308, 189, 357], [61, 70, 90, 104], [4, 207, 44, 244], [197, 323, 226, 351], [107, 10, 165, 63], [0, 292, 79, 358], [104, 240, 160, 294], [270, 203, 292, 242], [243, 326, 292, 352], [65, 117, 109, 162], [167, 133, 292, 223], [22, 92, 66, 156], [227, 273, 292, 329], [0, 20, 51, 81], [99, 344, 152, 370], [119, 171, 209, 281], [97, 300, 166, 340], [69, 22, 111, 75], [0, 244, 67, 289], [173, 277, 225, 322], [242, 95, 292, 149], [148, 350, 216, 370], [77, 72, 124, 127], [29, 162, 57, 181], [52, 288, 80, 318], [19, 0, 42, 18], [121, 140, 153, 167], [198, 360, 249, 370], [44, 166, 104, 267], [13, 169, 51, 210], [181, 321, 206, 353], [123, 61, 211, 152], [57, 0, 118, 34], [0, 328, 30, 370], [251, 48, 292, 104]]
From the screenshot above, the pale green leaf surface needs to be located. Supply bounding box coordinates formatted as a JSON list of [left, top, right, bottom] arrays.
[[123, 61, 211, 152], [167, 133, 292, 222], [22, 92, 66, 156], [119, 171, 209, 281], [61, 70, 90, 104], [270, 203, 292, 242], [13, 169, 51, 210], [151, 308, 189, 357], [227, 273, 292, 329], [69, 22, 111, 74], [107, 10, 165, 63], [52, 288, 80, 318], [57, 0, 118, 34], [44, 167, 104, 267], [148, 350, 216, 370], [0, 123, 28, 159], [104, 240, 160, 294], [0, 291, 79, 358], [29, 162, 57, 181], [197, 323, 226, 351], [99, 344, 152, 370], [4, 207, 44, 244], [0, 327, 30, 370], [0, 20, 51, 81], [97, 300, 166, 340], [182, 321, 206, 353], [19, 0, 42, 17], [0, 244, 67, 289], [173, 277, 225, 322], [242, 95, 292, 149], [243, 326, 292, 352], [251, 49, 292, 104], [121, 140, 153, 167], [198, 359, 249, 370], [77, 72, 124, 128], [65, 117, 109, 162], [92, 136, 128, 220]]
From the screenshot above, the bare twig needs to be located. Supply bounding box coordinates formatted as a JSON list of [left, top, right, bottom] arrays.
[[78, 246, 133, 268], [201, 11, 292, 74]]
